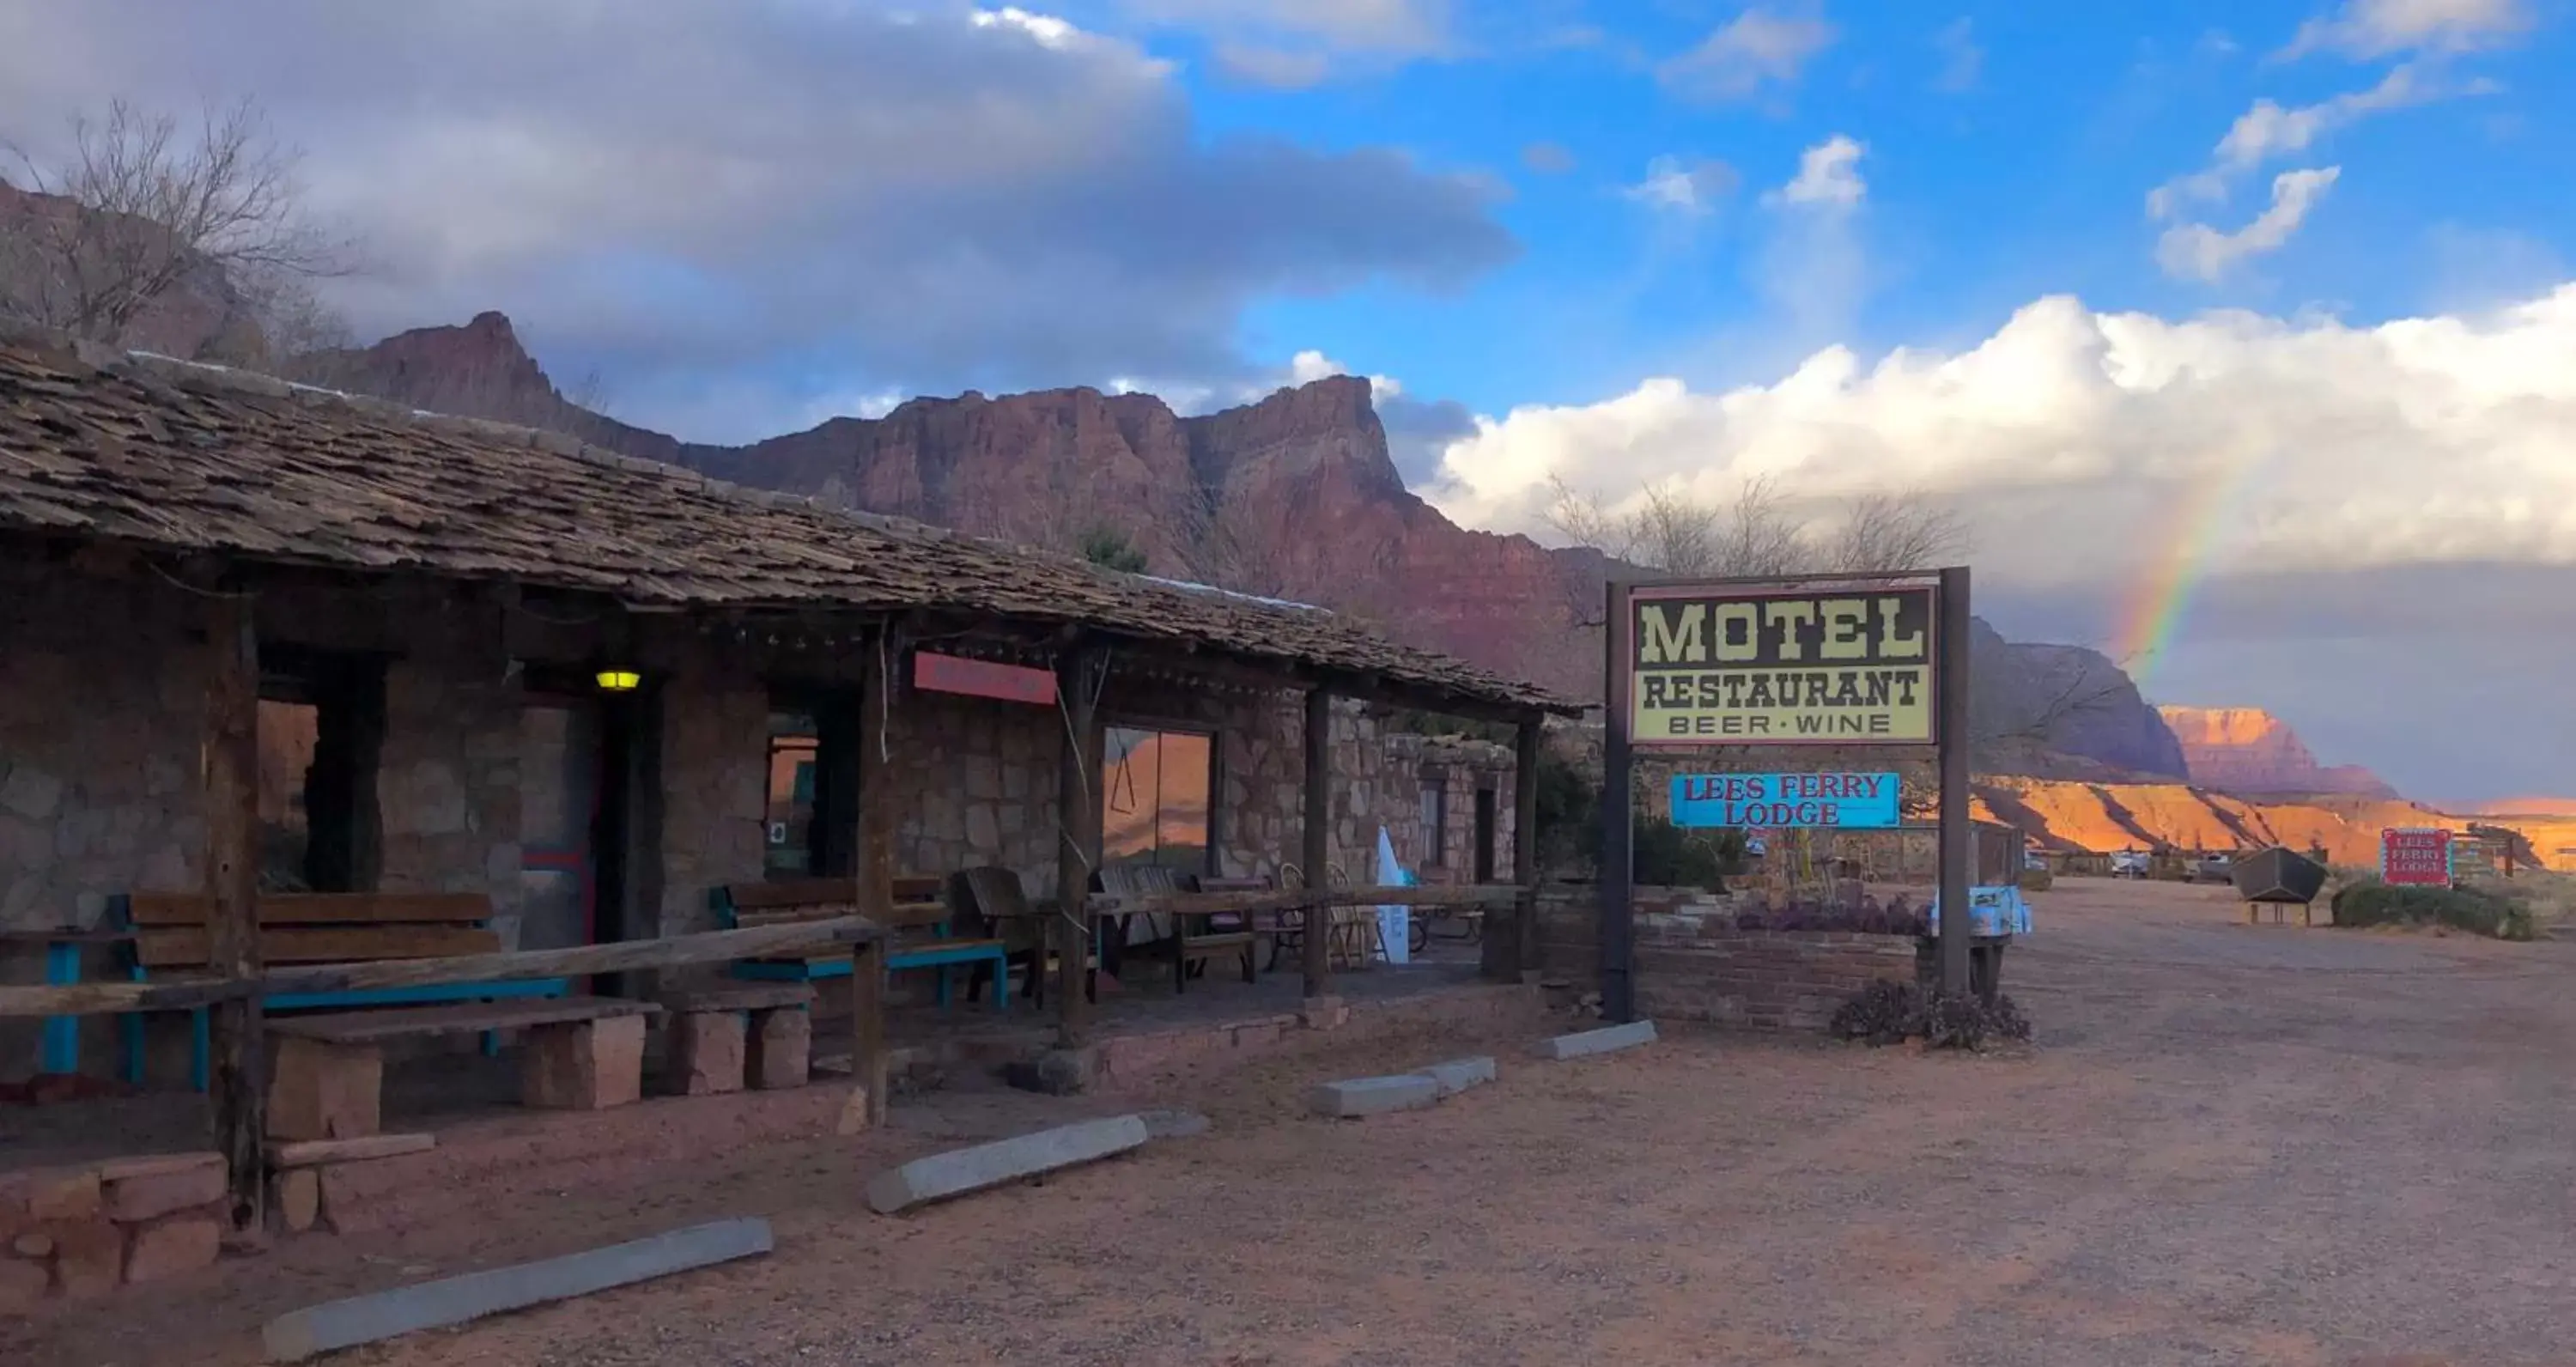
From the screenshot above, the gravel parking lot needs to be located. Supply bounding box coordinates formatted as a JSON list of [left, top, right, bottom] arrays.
[[15, 877, 2574, 1366]]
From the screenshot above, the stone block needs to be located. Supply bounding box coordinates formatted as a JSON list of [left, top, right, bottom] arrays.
[[101, 1153, 225, 1223], [123, 1214, 221, 1284], [21, 1169, 101, 1223], [269, 1037, 384, 1140], [1410, 1055, 1498, 1098], [1297, 995, 1348, 1030], [47, 1218, 123, 1298], [835, 1087, 874, 1135], [1531, 1019, 1659, 1060], [0, 1257, 47, 1315], [523, 1015, 647, 1110], [279, 1169, 320, 1234], [1306, 1074, 1441, 1119], [747, 1007, 811, 1091], [866, 1115, 1150, 1215], [669, 1010, 748, 1097], [13, 1230, 54, 1258]]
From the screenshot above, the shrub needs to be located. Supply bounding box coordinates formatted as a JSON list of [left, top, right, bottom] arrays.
[[1827, 981, 2032, 1050], [2330, 880, 2521, 937]]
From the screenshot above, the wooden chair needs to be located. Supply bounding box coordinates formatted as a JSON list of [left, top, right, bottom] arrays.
[[115, 891, 571, 1090], [1193, 873, 1282, 974], [710, 877, 1010, 1011], [951, 866, 1096, 1006]]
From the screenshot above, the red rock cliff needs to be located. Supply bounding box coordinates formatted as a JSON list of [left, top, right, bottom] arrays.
[[2157, 706, 2396, 798]]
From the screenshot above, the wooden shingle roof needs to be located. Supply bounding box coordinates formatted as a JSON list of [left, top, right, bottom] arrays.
[[0, 326, 1570, 715]]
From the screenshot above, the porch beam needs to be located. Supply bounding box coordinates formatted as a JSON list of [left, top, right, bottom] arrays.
[[852, 631, 896, 1126], [1485, 716, 1543, 982], [1300, 686, 1333, 998], [204, 585, 267, 1234], [1054, 641, 1109, 1047]]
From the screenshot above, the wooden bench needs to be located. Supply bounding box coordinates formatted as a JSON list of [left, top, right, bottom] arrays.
[[268, 997, 662, 1139], [1178, 874, 1267, 987], [953, 866, 1096, 1007], [115, 892, 573, 1090], [657, 982, 817, 1094], [711, 878, 1010, 1011]]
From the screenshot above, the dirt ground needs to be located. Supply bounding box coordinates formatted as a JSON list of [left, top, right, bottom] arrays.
[[15, 878, 2576, 1366]]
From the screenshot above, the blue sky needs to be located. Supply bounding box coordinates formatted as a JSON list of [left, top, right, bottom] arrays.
[[5, 0, 2573, 801]]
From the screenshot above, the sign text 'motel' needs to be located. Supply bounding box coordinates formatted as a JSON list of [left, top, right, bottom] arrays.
[[1629, 585, 1938, 745], [1670, 772, 1901, 829]]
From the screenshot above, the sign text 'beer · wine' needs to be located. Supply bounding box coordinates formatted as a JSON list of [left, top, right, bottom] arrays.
[[1627, 584, 1940, 745]]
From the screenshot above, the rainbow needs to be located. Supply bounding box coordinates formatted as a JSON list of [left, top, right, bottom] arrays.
[[2111, 459, 2263, 687]]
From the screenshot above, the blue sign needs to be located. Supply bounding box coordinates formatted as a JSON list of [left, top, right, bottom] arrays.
[[1669, 772, 1901, 829]]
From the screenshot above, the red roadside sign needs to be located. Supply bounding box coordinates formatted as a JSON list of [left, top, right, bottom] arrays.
[[2379, 828, 2452, 887]]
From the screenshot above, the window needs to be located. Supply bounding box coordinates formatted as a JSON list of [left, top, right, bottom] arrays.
[[1419, 772, 1448, 868], [1102, 725, 1213, 873], [765, 709, 823, 877]]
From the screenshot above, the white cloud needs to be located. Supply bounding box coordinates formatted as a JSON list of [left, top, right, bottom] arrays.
[[1932, 17, 1983, 93], [1624, 155, 1741, 216], [1423, 282, 2576, 600], [1122, 0, 1453, 85], [2155, 166, 2342, 282], [1767, 135, 1867, 209], [2148, 64, 2487, 218], [2279, 0, 2533, 60], [1287, 347, 1404, 398], [1658, 7, 1838, 103], [0, 0, 1514, 441]]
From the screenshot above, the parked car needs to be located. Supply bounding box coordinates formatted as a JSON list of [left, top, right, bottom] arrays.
[[2110, 849, 2151, 878], [2193, 853, 2236, 884]]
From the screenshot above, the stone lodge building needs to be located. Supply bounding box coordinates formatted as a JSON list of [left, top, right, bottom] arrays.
[[0, 322, 1569, 1080]]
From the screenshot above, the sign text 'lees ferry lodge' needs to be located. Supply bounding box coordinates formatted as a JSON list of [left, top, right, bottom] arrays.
[[1628, 585, 1939, 745]]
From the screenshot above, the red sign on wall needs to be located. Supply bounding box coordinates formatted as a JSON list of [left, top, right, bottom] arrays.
[[2379, 828, 2453, 887], [912, 652, 1059, 707]]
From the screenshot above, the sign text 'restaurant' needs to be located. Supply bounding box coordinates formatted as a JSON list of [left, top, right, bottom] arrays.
[[1630, 586, 1937, 745]]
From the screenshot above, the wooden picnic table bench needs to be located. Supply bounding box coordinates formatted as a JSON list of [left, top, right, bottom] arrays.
[[268, 996, 663, 1139], [712, 877, 1011, 1011], [1092, 866, 1258, 993], [115, 891, 573, 1090]]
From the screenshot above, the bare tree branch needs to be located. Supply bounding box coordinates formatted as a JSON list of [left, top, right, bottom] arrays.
[[2, 97, 351, 353]]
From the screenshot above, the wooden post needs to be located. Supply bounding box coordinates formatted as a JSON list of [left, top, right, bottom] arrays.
[[1054, 644, 1106, 1047], [1599, 579, 1637, 1024], [204, 588, 266, 1231], [1300, 687, 1332, 998], [852, 635, 895, 1124], [1512, 716, 1543, 980], [1935, 566, 1974, 996]]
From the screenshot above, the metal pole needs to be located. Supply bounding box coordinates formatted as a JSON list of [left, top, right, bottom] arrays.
[[1936, 566, 1973, 996], [1599, 578, 1636, 1024]]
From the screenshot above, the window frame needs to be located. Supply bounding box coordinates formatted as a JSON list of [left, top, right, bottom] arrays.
[[1098, 714, 1221, 878]]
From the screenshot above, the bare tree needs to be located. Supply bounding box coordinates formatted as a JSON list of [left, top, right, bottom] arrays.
[[2, 98, 349, 349], [1821, 490, 1968, 574], [1546, 474, 1961, 578]]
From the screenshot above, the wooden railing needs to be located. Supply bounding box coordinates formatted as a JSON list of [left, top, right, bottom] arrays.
[[1084, 883, 1530, 919], [0, 916, 884, 1018]]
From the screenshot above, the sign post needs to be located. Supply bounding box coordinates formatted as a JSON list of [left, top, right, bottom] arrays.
[[1598, 568, 1973, 1015]]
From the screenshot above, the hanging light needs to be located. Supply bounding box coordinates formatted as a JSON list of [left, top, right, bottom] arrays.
[[595, 668, 642, 692]]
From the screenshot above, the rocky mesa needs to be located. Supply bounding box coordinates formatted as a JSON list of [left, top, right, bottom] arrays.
[[2157, 706, 2396, 799]]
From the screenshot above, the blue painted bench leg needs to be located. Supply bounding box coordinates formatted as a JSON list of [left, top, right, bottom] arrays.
[[191, 1008, 210, 1093], [122, 1012, 145, 1087], [483, 1030, 501, 1058], [936, 963, 951, 1009], [989, 950, 1009, 1013], [39, 940, 80, 1075]]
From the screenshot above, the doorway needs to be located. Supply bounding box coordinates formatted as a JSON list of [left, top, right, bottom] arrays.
[[519, 696, 604, 952]]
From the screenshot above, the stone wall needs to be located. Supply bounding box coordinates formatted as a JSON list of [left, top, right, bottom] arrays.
[[655, 650, 770, 937], [1530, 885, 1917, 1031], [376, 621, 526, 939], [887, 689, 1060, 897], [1382, 734, 1516, 884], [0, 562, 208, 935]]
